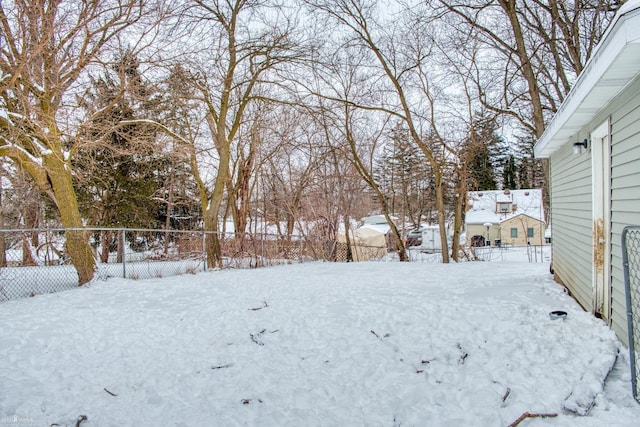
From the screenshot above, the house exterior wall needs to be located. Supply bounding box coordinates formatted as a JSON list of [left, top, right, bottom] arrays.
[[466, 223, 500, 246], [549, 75, 640, 347], [549, 138, 595, 315], [609, 76, 640, 346], [499, 216, 545, 247]]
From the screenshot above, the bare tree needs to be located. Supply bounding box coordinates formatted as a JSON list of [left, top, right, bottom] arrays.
[[435, 0, 621, 138], [303, 0, 459, 262], [163, 0, 305, 268], [0, 0, 153, 284]]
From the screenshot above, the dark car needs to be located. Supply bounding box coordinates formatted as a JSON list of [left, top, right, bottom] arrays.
[[406, 230, 423, 247], [470, 235, 486, 247]]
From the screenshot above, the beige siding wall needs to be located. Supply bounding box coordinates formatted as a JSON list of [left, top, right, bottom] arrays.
[[500, 216, 545, 247], [467, 219, 544, 247], [466, 224, 500, 246]]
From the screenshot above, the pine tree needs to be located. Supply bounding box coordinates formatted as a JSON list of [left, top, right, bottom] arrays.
[[502, 154, 518, 190], [464, 115, 506, 191], [466, 141, 496, 191], [515, 134, 545, 190], [74, 49, 173, 229], [374, 124, 434, 228]]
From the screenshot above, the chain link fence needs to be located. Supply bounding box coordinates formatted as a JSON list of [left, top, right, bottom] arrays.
[[0, 227, 552, 304], [469, 244, 551, 263], [0, 228, 331, 303], [622, 226, 640, 402]]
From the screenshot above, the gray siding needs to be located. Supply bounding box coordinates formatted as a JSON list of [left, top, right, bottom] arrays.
[[610, 77, 640, 347], [550, 75, 640, 347], [549, 142, 594, 313]]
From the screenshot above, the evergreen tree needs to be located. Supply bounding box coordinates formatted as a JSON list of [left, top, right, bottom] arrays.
[[517, 158, 531, 189], [464, 114, 506, 191], [502, 154, 518, 190], [374, 125, 434, 228], [515, 134, 545, 190], [466, 140, 496, 191], [74, 49, 173, 228]]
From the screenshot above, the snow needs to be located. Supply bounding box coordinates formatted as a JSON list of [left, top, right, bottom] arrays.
[[1, 252, 639, 426], [0, 108, 12, 125]]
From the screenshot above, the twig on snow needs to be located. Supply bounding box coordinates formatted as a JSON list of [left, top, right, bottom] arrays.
[[456, 344, 468, 364], [103, 387, 118, 396], [211, 363, 233, 370], [370, 330, 390, 340], [249, 301, 268, 311], [250, 329, 267, 345], [75, 415, 88, 427], [507, 412, 557, 427], [241, 398, 263, 405], [502, 387, 511, 403]]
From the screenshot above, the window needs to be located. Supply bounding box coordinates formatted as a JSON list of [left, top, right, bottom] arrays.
[[498, 203, 511, 213], [527, 228, 534, 238], [510, 228, 518, 238]]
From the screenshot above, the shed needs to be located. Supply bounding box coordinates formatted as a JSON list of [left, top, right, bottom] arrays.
[[534, 1, 640, 346], [337, 224, 388, 262]]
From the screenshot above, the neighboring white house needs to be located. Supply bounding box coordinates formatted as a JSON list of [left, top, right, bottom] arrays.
[[465, 189, 546, 247], [534, 1, 640, 346]]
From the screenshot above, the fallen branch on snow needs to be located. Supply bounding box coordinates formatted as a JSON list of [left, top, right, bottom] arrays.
[[507, 412, 557, 427], [50, 415, 88, 427]]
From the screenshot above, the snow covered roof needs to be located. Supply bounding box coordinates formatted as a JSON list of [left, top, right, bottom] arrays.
[[535, 1, 640, 157], [361, 214, 397, 225], [465, 189, 545, 225], [360, 223, 391, 235]]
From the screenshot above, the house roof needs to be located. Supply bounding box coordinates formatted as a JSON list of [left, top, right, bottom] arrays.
[[465, 189, 545, 225], [361, 215, 397, 225], [499, 213, 545, 225], [534, 1, 640, 158], [360, 223, 391, 235]]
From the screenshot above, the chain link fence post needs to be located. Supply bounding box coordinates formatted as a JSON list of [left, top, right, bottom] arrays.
[[121, 228, 127, 279], [202, 230, 207, 271], [622, 225, 640, 402]]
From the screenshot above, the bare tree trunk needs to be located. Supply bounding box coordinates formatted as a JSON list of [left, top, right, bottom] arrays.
[[450, 177, 466, 262], [117, 229, 125, 264], [231, 131, 258, 252], [434, 172, 450, 264], [203, 135, 231, 268], [46, 152, 96, 284], [343, 214, 353, 262], [497, 0, 545, 138], [100, 230, 112, 263]]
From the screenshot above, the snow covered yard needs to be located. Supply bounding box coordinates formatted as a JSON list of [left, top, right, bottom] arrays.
[[1, 259, 640, 426]]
